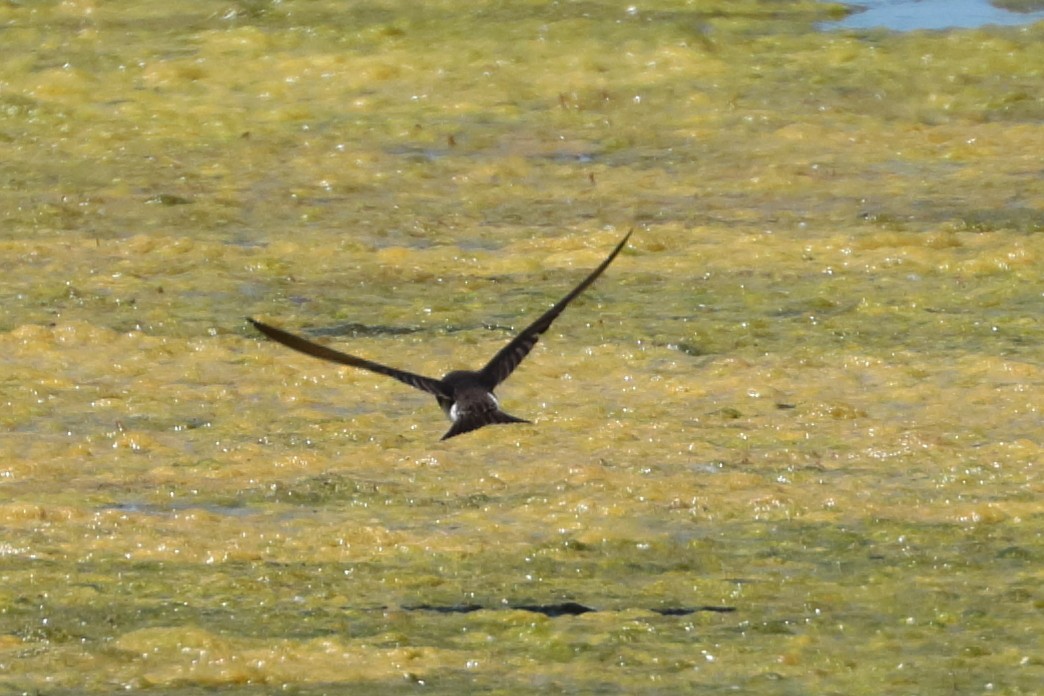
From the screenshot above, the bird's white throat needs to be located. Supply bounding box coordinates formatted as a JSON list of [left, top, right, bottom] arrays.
[[449, 393, 499, 422]]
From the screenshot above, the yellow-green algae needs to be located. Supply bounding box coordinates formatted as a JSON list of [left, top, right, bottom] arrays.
[[1, 0, 1041, 693]]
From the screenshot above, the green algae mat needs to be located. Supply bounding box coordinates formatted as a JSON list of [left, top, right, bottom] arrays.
[[1, 1, 1041, 693]]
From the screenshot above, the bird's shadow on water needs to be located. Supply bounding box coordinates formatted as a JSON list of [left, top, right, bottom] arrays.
[[101, 483, 739, 619], [403, 601, 736, 617], [305, 322, 424, 338], [304, 321, 518, 339]]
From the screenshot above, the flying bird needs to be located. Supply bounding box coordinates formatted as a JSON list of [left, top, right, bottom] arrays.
[[249, 230, 632, 440]]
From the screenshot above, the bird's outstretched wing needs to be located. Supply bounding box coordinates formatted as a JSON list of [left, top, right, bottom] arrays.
[[248, 318, 450, 398], [479, 229, 632, 388]]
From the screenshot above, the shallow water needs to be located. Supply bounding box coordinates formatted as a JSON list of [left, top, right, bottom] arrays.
[[823, 0, 1044, 31], [1, 1, 1041, 693]]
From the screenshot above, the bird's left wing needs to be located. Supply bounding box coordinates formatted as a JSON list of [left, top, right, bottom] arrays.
[[248, 318, 450, 398]]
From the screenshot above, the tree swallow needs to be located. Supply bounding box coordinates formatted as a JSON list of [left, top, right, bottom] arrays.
[[249, 230, 632, 440]]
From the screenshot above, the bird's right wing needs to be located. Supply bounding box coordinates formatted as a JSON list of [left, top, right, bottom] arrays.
[[479, 229, 632, 388], [248, 318, 450, 399]]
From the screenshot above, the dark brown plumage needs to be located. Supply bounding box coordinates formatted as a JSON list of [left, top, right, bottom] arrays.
[[249, 230, 631, 440]]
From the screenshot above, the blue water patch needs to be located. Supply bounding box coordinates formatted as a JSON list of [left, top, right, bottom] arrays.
[[821, 0, 1044, 31]]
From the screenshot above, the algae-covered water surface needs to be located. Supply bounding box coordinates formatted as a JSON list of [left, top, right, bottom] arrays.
[[1, 1, 1041, 693]]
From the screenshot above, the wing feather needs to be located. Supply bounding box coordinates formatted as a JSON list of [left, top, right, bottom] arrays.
[[248, 318, 450, 399], [479, 229, 632, 387]]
